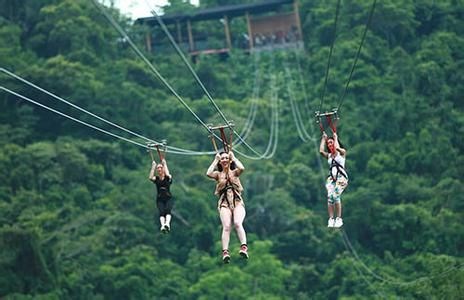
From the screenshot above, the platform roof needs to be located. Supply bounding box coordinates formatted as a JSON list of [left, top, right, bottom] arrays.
[[136, 0, 293, 26]]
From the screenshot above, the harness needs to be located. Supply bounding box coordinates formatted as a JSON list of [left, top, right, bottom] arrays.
[[218, 177, 242, 209], [207, 122, 242, 209], [329, 156, 348, 182], [155, 176, 172, 200]]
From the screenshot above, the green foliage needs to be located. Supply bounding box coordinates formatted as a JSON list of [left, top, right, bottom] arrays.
[[0, 0, 463, 298], [0, 227, 55, 296]]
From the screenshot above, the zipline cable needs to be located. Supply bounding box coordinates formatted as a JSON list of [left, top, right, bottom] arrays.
[[336, 0, 377, 111], [293, 47, 313, 123], [289, 51, 327, 179], [339, 230, 388, 299], [243, 52, 280, 159], [144, 3, 272, 159], [238, 53, 261, 141], [0, 68, 212, 155], [90, 0, 259, 157], [89, 0, 211, 134], [92, 0, 269, 160], [207, 51, 278, 159], [311, 149, 464, 289], [264, 73, 280, 158], [284, 65, 316, 142], [226, 51, 261, 149], [312, 140, 463, 288], [318, 0, 341, 113], [254, 71, 279, 159], [0, 86, 148, 149], [340, 229, 464, 286], [249, 52, 280, 159], [1, 68, 161, 150], [229, 68, 279, 159]]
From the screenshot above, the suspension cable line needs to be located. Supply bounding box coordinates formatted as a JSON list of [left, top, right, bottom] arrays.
[[226, 71, 280, 160], [336, 0, 377, 112], [1, 86, 149, 149], [284, 66, 316, 142], [309, 137, 463, 289], [249, 53, 280, 159], [339, 231, 389, 298], [340, 229, 464, 286], [221, 53, 279, 160], [250, 72, 279, 159], [144, 3, 272, 159], [1, 86, 220, 155], [226, 52, 261, 150], [89, 0, 210, 132], [0, 68, 213, 155], [280, 52, 325, 177], [318, 0, 342, 113], [262, 74, 280, 158], [91, 0, 270, 160], [237, 53, 261, 141], [1, 68, 158, 148], [293, 47, 313, 123], [290, 50, 326, 176]]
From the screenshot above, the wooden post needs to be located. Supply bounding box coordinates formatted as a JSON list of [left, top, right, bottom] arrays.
[[293, 0, 303, 45], [145, 30, 152, 53], [187, 19, 194, 52], [176, 20, 182, 44], [223, 15, 232, 50], [246, 12, 253, 50]]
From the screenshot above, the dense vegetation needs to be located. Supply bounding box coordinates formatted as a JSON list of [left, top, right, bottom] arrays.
[[1, 0, 463, 298]]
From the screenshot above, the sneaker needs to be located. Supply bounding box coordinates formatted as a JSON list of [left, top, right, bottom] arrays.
[[328, 218, 335, 228], [160, 225, 167, 233], [334, 217, 343, 228], [165, 224, 170, 233], [239, 244, 249, 259], [222, 249, 231, 263]]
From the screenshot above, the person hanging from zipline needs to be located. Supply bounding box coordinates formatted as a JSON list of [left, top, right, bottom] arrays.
[[148, 141, 173, 234], [206, 123, 248, 263], [317, 111, 348, 228]]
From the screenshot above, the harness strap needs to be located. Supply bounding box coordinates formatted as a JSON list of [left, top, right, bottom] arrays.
[[219, 184, 239, 208], [219, 127, 228, 152], [315, 111, 338, 134], [329, 157, 347, 182], [156, 145, 163, 161], [327, 114, 337, 133]]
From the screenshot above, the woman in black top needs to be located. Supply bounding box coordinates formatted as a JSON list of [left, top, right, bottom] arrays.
[[149, 158, 173, 233]]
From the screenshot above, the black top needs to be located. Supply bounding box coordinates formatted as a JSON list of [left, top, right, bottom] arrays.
[[153, 176, 172, 200]]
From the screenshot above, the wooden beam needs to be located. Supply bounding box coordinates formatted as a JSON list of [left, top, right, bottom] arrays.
[[187, 19, 194, 52], [176, 20, 182, 44], [223, 15, 232, 50], [246, 12, 253, 50], [293, 0, 303, 44], [145, 30, 152, 53]]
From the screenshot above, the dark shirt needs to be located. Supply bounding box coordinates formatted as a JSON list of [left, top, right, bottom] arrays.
[[153, 176, 172, 200]]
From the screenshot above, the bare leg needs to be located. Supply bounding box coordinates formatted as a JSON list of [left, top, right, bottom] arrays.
[[232, 204, 247, 245], [328, 203, 334, 219], [335, 202, 342, 218], [219, 207, 233, 250], [326, 179, 335, 219]]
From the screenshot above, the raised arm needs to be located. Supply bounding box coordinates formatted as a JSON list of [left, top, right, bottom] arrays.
[[319, 132, 329, 158], [162, 158, 171, 178], [333, 132, 346, 156], [206, 153, 220, 180], [149, 160, 157, 181], [230, 151, 245, 176]]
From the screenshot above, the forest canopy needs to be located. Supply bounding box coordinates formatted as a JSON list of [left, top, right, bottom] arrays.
[[0, 0, 463, 298]]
